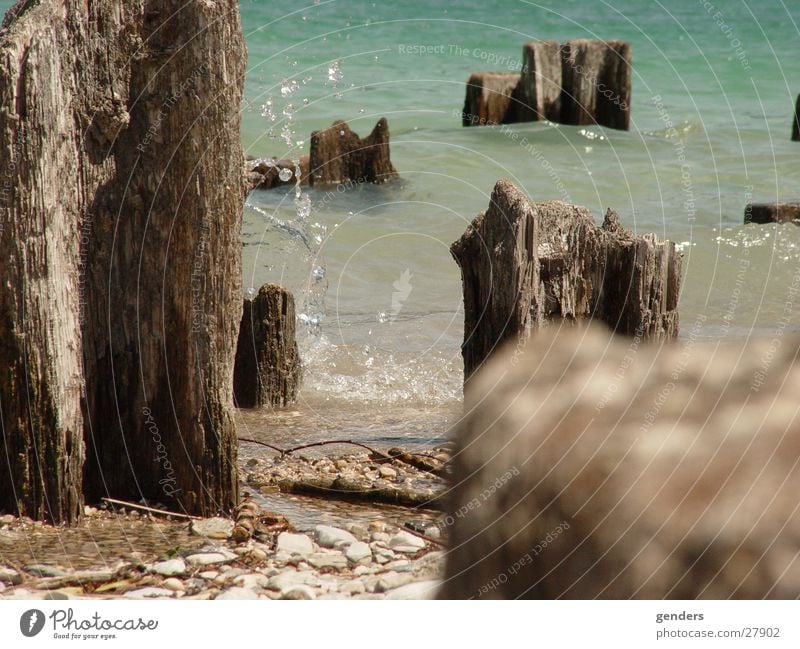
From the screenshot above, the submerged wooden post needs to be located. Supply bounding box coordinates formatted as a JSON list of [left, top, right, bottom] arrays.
[[518, 40, 562, 122], [451, 179, 681, 383], [745, 202, 800, 224], [560, 39, 631, 130], [234, 284, 301, 408], [462, 72, 522, 126], [792, 94, 800, 141], [308, 118, 398, 186]]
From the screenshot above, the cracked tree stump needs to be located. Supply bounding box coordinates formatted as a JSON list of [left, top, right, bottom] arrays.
[[234, 284, 301, 408], [462, 72, 522, 126], [308, 118, 398, 186], [451, 179, 681, 384], [745, 202, 800, 224]]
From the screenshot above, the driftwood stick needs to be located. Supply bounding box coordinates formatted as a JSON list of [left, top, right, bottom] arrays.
[[401, 524, 446, 548], [239, 436, 443, 464], [238, 438, 285, 454], [101, 497, 199, 521]]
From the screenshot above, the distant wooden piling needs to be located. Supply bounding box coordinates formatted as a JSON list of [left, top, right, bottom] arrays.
[[792, 94, 800, 141], [234, 284, 301, 408], [462, 39, 631, 130], [462, 72, 522, 126], [450, 179, 681, 383], [308, 118, 398, 186], [744, 202, 800, 224]]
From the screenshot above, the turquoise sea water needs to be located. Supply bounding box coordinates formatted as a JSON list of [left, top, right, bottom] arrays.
[[238, 1, 800, 440], [3, 1, 800, 444]]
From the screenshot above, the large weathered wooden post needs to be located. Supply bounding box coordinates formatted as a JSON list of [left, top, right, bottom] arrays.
[[451, 179, 681, 384], [0, 0, 246, 521]]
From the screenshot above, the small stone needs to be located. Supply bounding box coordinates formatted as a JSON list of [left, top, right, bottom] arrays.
[[375, 571, 413, 593], [281, 584, 316, 600], [124, 587, 175, 599], [216, 587, 259, 600], [150, 558, 186, 577], [0, 567, 22, 585], [384, 580, 441, 599], [191, 517, 234, 540], [307, 552, 348, 570], [385, 559, 412, 572], [234, 573, 269, 589], [24, 564, 67, 577], [353, 565, 372, 577], [388, 531, 426, 553], [162, 578, 185, 592], [345, 542, 372, 563], [314, 525, 357, 549], [42, 591, 70, 600], [83, 506, 98, 517], [340, 579, 366, 595], [371, 532, 390, 543], [0, 514, 15, 525], [185, 552, 235, 567], [276, 532, 314, 556], [250, 548, 268, 561], [267, 570, 320, 591], [198, 571, 218, 580], [379, 466, 397, 479]]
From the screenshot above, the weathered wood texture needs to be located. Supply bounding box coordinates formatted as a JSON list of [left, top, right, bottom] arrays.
[[308, 118, 398, 186], [442, 325, 800, 598], [234, 284, 301, 408], [560, 39, 631, 130], [518, 40, 562, 122], [463, 40, 631, 130], [462, 72, 522, 126], [0, 0, 246, 521], [744, 202, 800, 224], [792, 94, 800, 141], [451, 179, 681, 383]]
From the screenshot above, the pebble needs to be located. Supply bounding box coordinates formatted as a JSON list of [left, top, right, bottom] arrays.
[[340, 579, 366, 595], [346, 523, 369, 540], [191, 517, 234, 540], [384, 580, 441, 600], [276, 532, 314, 556], [307, 552, 348, 570], [378, 466, 397, 479], [345, 542, 371, 563], [216, 587, 259, 600], [0, 567, 22, 585], [42, 591, 70, 600], [185, 552, 235, 567], [124, 587, 175, 599], [388, 531, 426, 553], [385, 559, 412, 572], [250, 548, 268, 561], [281, 584, 316, 600], [267, 570, 319, 591], [162, 578, 185, 592], [314, 525, 357, 549], [234, 573, 269, 589], [353, 565, 372, 577], [25, 564, 67, 577], [198, 571, 219, 580], [149, 558, 186, 577], [0, 514, 15, 525], [371, 532, 390, 543], [375, 571, 413, 593]]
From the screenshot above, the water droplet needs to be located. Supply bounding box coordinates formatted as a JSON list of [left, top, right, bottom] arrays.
[[245, 287, 256, 299], [327, 60, 343, 84], [312, 265, 325, 280], [295, 194, 311, 219], [278, 168, 293, 182], [280, 79, 299, 97], [377, 311, 389, 323], [303, 98, 310, 105], [359, 108, 365, 114], [339, 130, 345, 136]]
